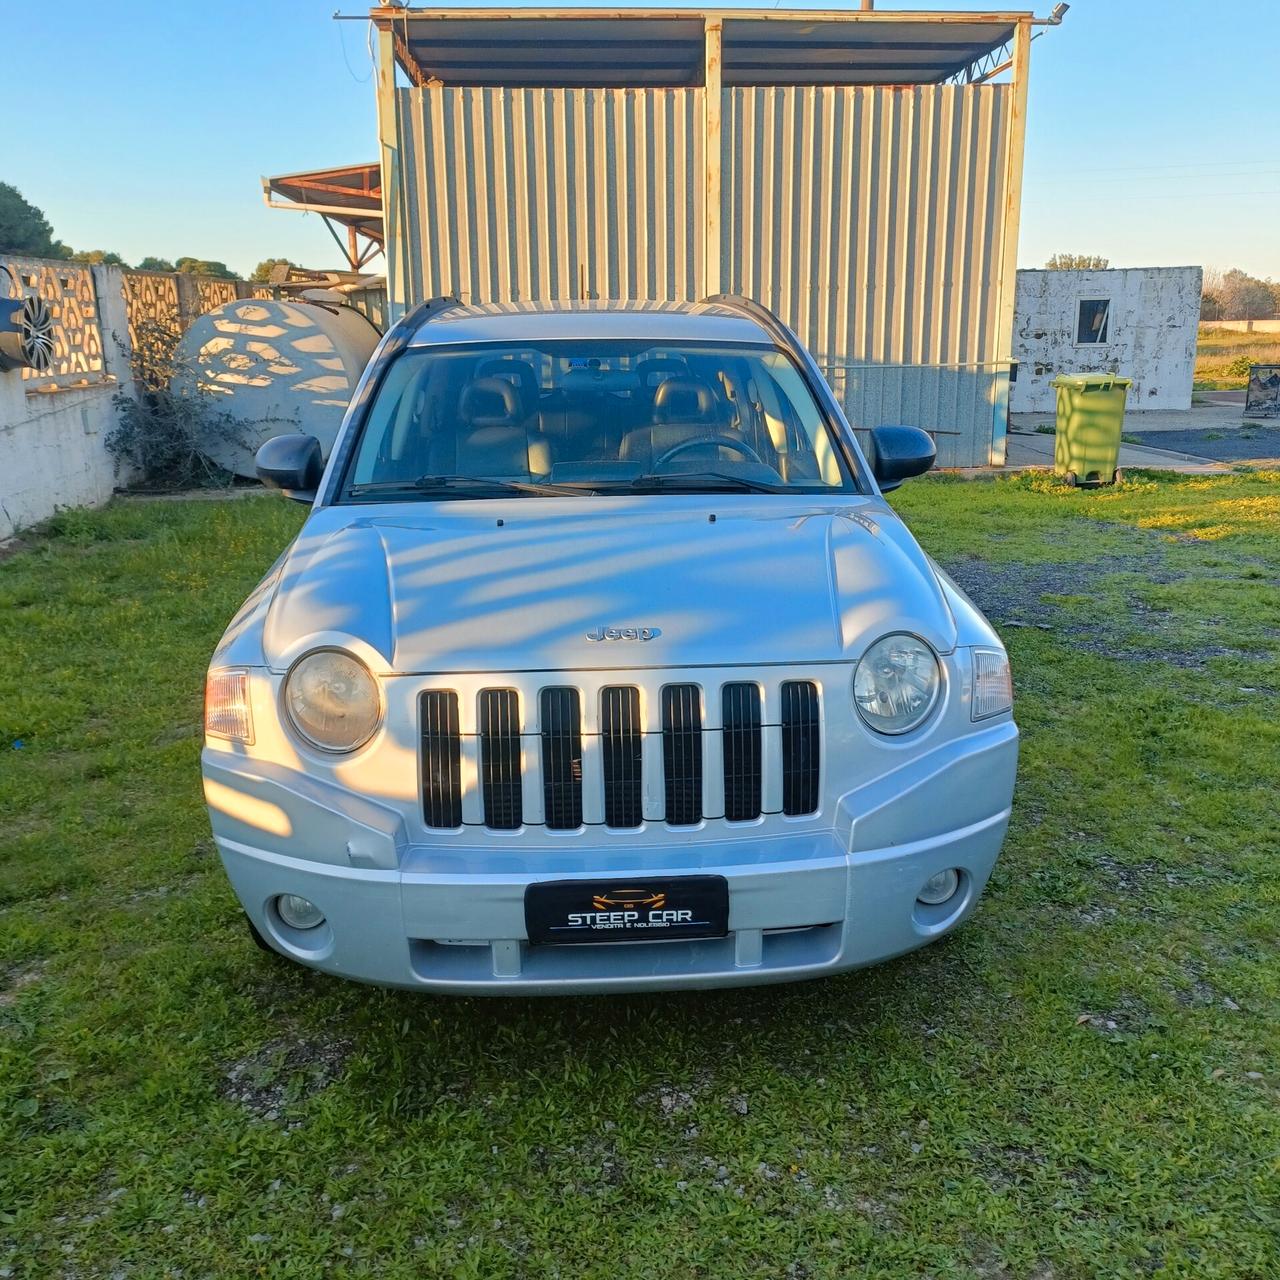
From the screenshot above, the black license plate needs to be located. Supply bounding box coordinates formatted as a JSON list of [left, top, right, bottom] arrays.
[[524, 876, 729, 946]]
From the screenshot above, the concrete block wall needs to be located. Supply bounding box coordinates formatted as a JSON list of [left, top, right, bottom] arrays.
[[1011, 266, 1202, 413], [0, 265, 135, 540]]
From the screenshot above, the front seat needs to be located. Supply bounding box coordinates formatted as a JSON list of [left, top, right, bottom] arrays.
[[619, 376, 729, 468], [476, 358, 541, 425], [432, 376, 551, 476]]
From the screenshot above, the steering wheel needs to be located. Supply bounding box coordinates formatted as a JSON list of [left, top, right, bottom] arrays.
[[651, 434, 764, 471]]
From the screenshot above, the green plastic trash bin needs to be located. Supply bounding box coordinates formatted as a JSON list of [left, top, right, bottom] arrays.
[[1049, 373, 1132, 486]]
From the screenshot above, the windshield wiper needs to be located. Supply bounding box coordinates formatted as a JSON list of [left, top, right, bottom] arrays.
[[629, 470, 783, 494], [348, 474, 589, 498]]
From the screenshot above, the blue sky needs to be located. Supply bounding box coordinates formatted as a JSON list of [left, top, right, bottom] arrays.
[[5, 0, 1278, 279]]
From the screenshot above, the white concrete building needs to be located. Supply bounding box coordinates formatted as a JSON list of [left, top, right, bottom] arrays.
[[1011, 266, 1202, 413]]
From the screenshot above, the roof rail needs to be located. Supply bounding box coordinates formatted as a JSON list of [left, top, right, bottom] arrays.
[[703, 292, 872, 494], [388, 294, 463, 342], [702, 293, 802, 361]]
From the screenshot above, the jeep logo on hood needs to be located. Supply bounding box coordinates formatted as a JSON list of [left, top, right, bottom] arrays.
[[585, 626, 660, 642]]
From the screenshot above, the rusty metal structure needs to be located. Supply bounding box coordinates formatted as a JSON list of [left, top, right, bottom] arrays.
[[363, 7, 1043, 466], [263, 163, 384, 272]]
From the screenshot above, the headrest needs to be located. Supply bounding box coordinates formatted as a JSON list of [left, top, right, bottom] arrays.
[[477, 358, 539, 418], [459, 376, 523, 428], [652, 376, 719, 424], [636, 357, 689, 386]]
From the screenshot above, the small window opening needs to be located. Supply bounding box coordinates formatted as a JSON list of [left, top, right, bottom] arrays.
[[1076, 299, 1111, 344]]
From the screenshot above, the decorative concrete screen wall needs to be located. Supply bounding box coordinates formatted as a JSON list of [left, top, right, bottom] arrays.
[[1011, 267, 1203, 413], [0, 262, 127, 539], [2, 258, 106, 391], [0, 260, 264, 539]]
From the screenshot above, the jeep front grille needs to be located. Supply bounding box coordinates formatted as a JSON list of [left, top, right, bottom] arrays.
[[661, 684, 703, 827], [781, 680, 821, 817], [478, 688, 522, 830], [721, 683, 762, 822], [419, 690, 462, 829], [600, 685, 643, 829], [418, 678, 821, 831], [540, 687, 583, 830]]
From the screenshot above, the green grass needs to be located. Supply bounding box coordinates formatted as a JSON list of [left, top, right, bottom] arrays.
[[2, 477, 1278, 1279]]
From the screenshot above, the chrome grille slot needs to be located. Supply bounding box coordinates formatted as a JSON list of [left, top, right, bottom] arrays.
[[600, 686, 643, 829], [540, 687, 583, 830], [662, 684, 703, 826], [781, 680, 820, 816], [721, 682, 762, 822], [478, 689, 522, 830], [419, 690, 462, 829]]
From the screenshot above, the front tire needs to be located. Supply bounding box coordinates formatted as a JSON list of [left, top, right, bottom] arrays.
[[244, 912, 275, 955]]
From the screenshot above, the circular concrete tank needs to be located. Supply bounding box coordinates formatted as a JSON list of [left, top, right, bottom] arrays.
[[172, 297, 380, 478]]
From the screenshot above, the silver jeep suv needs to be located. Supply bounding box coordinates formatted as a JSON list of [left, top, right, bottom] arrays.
[[201, 296, 1017, 994]]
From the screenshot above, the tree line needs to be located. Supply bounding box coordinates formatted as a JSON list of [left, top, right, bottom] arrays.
[[1200, 268, 1280, 322], [0, 182, 292, 283]]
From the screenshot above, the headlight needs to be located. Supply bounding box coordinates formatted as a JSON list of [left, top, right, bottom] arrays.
[[971, 647, 1013, 720], [283, 649, 381, 752], [853, 633, 941, 735], [205, 668, 254, 744]]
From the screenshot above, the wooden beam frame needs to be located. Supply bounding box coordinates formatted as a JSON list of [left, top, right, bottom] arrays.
[[391, 24, 431, 88], [368, 9, 1035, 26]]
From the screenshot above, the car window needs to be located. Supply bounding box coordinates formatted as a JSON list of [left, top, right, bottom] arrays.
[[342, 340, 852, 497]]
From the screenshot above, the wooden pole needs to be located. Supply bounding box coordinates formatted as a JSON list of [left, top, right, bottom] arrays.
[[703, 16, 723, 298], [375, 23, 403, 319], [990, 17, 1031, 466]]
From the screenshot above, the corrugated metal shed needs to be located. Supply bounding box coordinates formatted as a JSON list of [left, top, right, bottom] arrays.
[[372, 7, 1035, 467]]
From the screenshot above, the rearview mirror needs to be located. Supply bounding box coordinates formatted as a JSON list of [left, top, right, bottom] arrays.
[[868, 425, 936, 493], [256, 434, 323, 504]]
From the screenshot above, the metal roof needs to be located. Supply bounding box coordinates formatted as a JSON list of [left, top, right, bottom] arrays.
[[262, 163, 384, 270], [408, 299, 770, 347], [264, 163, 382, 235], [372, 8, 1027, 89]]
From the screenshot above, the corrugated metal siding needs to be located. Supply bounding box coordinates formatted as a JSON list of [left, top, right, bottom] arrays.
[[721, 85, 1011, 467], [395, 86, 703, 307], [387, 82, 1012, 466]]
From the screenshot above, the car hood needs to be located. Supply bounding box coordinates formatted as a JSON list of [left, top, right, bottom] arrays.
[[261, 497, 956, 673]]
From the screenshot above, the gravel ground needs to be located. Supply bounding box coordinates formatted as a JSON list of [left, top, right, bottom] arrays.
[[1126, 423, 1280, 462], [935, 530, 1272, 669]]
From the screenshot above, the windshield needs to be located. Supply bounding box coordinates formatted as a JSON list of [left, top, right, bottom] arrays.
[[340, 339, 854, 499]]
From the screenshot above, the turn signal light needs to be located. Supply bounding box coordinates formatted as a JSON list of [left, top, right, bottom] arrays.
[[971, 648, 1013, 721], [205, 668, 254, 744]]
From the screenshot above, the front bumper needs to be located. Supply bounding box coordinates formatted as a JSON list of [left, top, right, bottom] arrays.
[[204, 720, 1017, 995]]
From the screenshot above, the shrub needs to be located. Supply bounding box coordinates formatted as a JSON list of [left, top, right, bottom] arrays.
[[105, 386, 248, 490], [105, 316, 249, 490]]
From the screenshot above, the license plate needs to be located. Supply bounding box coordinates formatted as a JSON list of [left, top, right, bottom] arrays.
[[524, 876, 729, 945]]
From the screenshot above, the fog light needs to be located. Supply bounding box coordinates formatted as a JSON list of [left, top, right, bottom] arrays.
[[917, 869, 960, 906], [276, 894, 325, 930]]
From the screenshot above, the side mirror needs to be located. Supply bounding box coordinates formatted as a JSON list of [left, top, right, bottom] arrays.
[[255, 434, 323, 504], [868, 425, 936, 493]]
